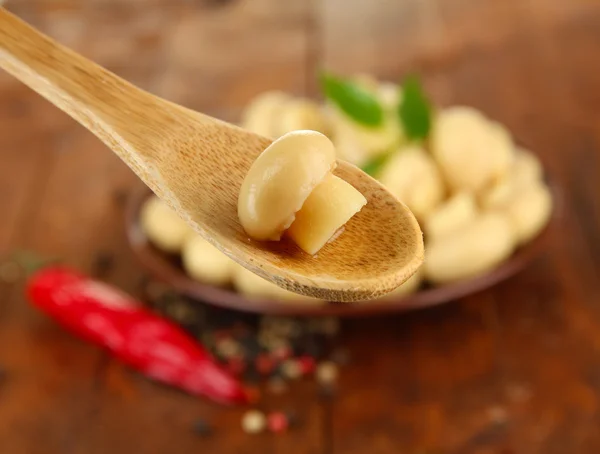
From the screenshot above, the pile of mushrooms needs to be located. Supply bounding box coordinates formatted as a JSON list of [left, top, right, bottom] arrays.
[[140, 196, 323, 303], [139, 75, 552, 302]]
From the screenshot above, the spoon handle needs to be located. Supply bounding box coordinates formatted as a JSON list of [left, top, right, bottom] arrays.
[[0, 8, 176, 172]]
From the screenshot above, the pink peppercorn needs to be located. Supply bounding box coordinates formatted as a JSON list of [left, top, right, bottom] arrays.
[[267, 411, 288, 433], [273, 345, 292, 361], [297, 355, 316, 375], [227, 357, 246, 376], [255, 354, 275, 375]]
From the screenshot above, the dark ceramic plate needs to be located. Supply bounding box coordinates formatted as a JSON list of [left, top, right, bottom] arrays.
[[125, 183, 560, 317]]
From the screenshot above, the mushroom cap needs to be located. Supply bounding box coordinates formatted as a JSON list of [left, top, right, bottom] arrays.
[[424, 191, 477, 241], [424, 212, 515, 284], [240, 90, 290, 137], [504, 180, 552, 244], [377, 145, 445, 221], [238, 130, 337, 241], [140, 196, 194, 253], [431, 106, 514, 193], [182, 235, 234, 286]]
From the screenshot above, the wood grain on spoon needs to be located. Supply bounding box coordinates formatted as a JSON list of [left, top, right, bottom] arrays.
[[0, 8, 423, 302]]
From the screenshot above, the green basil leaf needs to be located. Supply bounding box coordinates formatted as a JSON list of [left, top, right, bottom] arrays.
[[361, 152, 393, 177], [320, 72, 384, 127], [398, 75, 432, 140]]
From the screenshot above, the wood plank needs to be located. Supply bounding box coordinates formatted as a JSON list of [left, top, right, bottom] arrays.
[[1, 0, 600, 452], [514, 15, 600, 452], [319, 0, 536, 78], [330, 296, 502, 453], [76, 363, 325, 454], [321, 0, 600, 452], [0, 1, 325, 453], [319, 0, 445, 77], [154, 0, 313, 118], [0, 125, 143, 453], [319, 1, 513, 452], [437, 5, 600, 452], [525, 6, 600, 278], [0, 3, 164, 453], [68, 0, 327, 451]]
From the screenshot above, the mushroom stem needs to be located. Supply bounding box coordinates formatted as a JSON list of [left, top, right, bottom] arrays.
[[286, 173, 367, 255]]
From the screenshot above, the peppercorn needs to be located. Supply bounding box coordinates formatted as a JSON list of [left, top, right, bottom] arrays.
[[191, 418, 213, 437], [285, 410, 300, 427], [297, 355, 316, 375], [242, 410, 266, 434], [281, 359, 302, 380], [216, 337, 241, 359], [316, 361, 339, 384], [227, 356, 246, 376], [267, 377, 288, 395], [255, 353, 275, 376], [331, 347, 352, 366], [267, 411, 288, 433]]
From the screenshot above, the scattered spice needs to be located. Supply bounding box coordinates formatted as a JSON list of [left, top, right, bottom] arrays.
[[331, 347, 352, 366], [285, 411, 300, 427], [144, 279, 171, 303], [192, 418, 213, 437], [242, 410, 267, 434], [319, 317, 340, 337], [267, 411, 289, 433], [216, 337, 241, 359], [258, 330, 277, 349], [281, 359, 302, 380], [316, 361, 339, 384], [20, 253, 353, 437], [165, 297, 198, 326], [267, 376, 288, 395], [145, 301, 347, 406], [91, 251, 114, 277], [226, 357, 246, 376], [272, 344, 292, 361], [298, 355, 316, 375], [266, 338, 291, 355], [317, 384, 337, 401], [255, 354, 275, 376]]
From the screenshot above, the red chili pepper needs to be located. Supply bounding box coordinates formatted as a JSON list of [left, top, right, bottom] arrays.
[[26, 267, 248, 405]]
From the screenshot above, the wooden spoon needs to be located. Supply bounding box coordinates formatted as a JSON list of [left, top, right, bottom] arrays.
[[0, 8, 423, 302]]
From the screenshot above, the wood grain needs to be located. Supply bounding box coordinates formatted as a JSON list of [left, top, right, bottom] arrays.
[[0, 0, 599, 452], [322, 1, 600, 452], [0, 7, 424, 302]]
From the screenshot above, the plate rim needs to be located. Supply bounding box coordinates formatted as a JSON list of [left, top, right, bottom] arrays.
[[125, 180, 560, 317]]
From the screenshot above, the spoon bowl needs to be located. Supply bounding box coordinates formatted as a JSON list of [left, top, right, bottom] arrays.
[[0, 8, 424, 301]]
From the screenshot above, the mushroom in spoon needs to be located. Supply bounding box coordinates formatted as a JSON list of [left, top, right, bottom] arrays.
[[0, 8, 423, 301]]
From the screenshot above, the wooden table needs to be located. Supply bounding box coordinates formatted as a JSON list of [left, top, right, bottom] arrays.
[[1, 0, 600, 452]]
